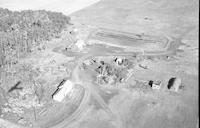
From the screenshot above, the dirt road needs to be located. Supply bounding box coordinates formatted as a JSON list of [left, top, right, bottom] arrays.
[[0, 118, 25, 128]]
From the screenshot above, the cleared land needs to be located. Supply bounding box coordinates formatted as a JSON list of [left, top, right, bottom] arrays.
[[0, 0, 198, 128]]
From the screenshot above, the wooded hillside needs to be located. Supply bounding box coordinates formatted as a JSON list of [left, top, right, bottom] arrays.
[[0, 8, 71, 73]]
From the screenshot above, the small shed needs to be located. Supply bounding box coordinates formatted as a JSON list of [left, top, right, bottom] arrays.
[[148, 80, 161, 90], [114, 57, 123, 65]]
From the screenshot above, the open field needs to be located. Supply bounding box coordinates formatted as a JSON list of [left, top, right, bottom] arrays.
[[88, 27, 170, 51]]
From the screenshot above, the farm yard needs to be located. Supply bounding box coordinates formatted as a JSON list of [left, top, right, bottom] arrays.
[[0, 0, 198, 128]]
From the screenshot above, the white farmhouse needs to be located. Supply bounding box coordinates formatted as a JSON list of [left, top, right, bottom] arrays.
[[75, 39, 86, 51], [52, 80, 74, 102]]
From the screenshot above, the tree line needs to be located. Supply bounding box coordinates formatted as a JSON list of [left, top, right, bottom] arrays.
[[0, 8, 71, 78]]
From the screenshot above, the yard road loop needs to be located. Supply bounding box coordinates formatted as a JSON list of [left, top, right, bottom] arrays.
[[50, 88, 91, 128]]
